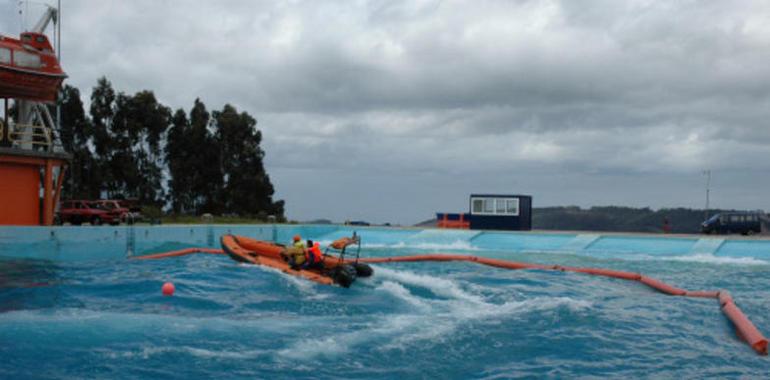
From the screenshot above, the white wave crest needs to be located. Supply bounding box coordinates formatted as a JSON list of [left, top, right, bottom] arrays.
[[277, 335, 351, 359], [374, 267, 485, 304], [380, 296, 592, 351], [624, 253, 769, 266], [668, 253, 768, 265], [98, 346, 269, 360], [277, 262, 594, 359], [313, 239, 478, 251], [358, 240, 478, 251], [398, 240, 479, 251], [376, 281, 430, 310]]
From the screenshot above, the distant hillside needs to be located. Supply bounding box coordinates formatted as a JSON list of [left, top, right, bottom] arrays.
[[534, 206, 722, 234], [414, 218, 438, 228], [303, 219, 333, 225], [416, 206, 758, 234]]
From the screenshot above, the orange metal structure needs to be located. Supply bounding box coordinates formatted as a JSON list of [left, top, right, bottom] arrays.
[[0, 149, 67, 225], [436, 213, 470, 229], [0, 7, 69, 226]]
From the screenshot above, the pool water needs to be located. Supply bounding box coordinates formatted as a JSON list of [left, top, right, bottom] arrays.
[[1, 226, 770, 378]]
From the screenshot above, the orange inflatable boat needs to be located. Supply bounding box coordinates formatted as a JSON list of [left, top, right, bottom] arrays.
[[220, 234, 373, 287]]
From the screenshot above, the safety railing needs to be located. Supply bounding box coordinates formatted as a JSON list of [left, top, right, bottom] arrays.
[[7, 123, 53, 149], [436, 213, 470, 229]]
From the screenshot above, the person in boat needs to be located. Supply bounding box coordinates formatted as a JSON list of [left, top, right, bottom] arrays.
[[293, 235, 305, 249], [304, 241, 323, 269], [282, 236, 324, 270], [287, 240, 323, 270], [283, 235, 307, 269]]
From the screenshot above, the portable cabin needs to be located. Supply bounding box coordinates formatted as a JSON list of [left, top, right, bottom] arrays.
[[468, 194, 532, 231]]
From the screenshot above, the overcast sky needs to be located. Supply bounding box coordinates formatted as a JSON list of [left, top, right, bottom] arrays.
[[2, 0, 770, 224]]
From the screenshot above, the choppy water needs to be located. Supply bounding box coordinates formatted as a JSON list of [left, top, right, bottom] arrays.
[[1, 240, 770, 379]]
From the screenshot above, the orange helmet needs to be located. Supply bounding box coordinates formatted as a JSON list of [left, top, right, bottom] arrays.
[[293, 235, 301, 242]]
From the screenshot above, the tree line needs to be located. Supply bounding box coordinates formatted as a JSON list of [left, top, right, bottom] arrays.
[[56, 77, 284, 219]]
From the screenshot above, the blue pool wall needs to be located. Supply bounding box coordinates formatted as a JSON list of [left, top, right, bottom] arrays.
[[0, 224, 768, 261]]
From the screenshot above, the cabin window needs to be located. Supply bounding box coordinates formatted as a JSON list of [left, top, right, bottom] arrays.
[[472, 199, 483, 213], [36, 36, 47, 43], [470, 197, 521, 216], [496, 199, 506, 214], [0, 48, 10, 64], [506, 199, 519, 215], [483, 199, 494, 213], [13, 50, 41, 68]]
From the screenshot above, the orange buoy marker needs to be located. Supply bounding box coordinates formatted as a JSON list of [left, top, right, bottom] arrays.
[[162, 282, 175, 296]]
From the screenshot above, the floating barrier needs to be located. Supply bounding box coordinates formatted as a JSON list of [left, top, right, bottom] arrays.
[[639, 276, 687, 296], [134, 248, 767, 355], [133, 247, 224, 260], [357, 254, 767, 355]]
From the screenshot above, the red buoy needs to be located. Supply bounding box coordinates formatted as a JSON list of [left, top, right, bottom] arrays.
[[162, 282, 175, 296]]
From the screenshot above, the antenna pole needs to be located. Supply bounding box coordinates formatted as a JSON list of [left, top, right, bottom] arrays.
[[56, 0, 61, 135], [704, 170, 711, 221], [57, 0, 61, 62]]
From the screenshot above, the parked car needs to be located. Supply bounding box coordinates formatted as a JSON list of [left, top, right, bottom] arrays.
[[95, 199, 136, 224], [701, 212, 762, 235], [56, 200, 121, 226]]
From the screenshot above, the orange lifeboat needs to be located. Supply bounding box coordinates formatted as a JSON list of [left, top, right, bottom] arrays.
[[0, 32, 67, 102], [220, 235, 373, 287]]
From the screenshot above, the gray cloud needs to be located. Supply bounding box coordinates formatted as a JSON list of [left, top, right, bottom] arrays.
[[2, 0, 769, 224]]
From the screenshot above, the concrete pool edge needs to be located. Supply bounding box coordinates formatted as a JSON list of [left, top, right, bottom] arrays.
[[0, 224, 768, 261]]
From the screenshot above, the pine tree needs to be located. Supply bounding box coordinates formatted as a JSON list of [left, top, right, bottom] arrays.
[[166, 108, 193, 213], [187, 99, 223, 214], [213, 104, 284, 218], [89, 77, 116, 198], [58, 85, 98, 199]]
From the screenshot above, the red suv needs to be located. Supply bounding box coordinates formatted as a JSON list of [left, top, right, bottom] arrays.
[[94, 200, 135, 224], [56, 200, 121, 225]]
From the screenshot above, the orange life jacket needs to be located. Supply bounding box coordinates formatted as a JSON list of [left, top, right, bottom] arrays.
[[307, 243, 323, 264]]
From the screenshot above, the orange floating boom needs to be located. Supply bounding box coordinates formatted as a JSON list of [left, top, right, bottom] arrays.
[[132, 248, 767, 355], [357, 253, 768, 356], [133, 247, 224, 260]]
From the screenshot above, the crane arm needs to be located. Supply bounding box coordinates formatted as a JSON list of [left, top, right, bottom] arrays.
[[31, 6, 58, 34]]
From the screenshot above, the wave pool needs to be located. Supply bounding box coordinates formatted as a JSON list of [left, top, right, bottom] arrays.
[[1, 225, 769, 378]]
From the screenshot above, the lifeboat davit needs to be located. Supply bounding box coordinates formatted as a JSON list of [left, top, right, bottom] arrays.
[[220, 235, 373, 287], [0, 32, 67, 102]]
